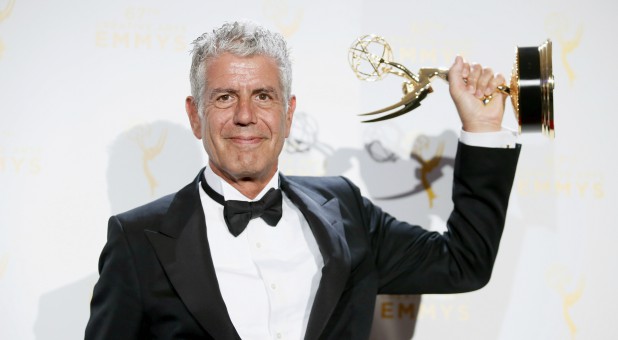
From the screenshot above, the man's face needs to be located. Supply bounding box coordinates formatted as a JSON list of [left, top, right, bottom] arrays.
[[186, 53, 295, 186]]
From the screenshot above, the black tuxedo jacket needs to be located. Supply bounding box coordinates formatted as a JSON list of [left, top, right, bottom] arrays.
[[86, 143, 520, 339]]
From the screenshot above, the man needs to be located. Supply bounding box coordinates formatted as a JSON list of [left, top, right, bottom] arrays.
[[86, 21, 520, 339]]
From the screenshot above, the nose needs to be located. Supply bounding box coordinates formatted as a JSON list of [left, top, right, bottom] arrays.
[[233, 97, 257, 126]]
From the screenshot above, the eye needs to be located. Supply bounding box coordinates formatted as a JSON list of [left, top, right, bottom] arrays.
[[218, 94, 232, 102], [214, 93, 236, 108], [256, 93, 271, 101]]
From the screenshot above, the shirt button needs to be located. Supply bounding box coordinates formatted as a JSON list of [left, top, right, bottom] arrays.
[[276, 333, 282, 339], [256, 242, 262, 249], [271, 283, 277, 290]]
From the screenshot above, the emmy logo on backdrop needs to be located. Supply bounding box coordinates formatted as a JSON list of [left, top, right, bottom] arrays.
[[547, 266, 585, 340], [132, 127, 168, 197], [349, 34, 555, 138], [546, 13, 583, 85], [263, 0, 303, 38], [0, 0, 16, 59], [410, 137, 444, 208]]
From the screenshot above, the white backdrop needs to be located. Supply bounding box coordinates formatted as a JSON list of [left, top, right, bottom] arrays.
[[1, 0, 616, 339]]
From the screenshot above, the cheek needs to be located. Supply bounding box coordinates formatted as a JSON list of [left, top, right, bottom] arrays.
[[265, 112, 289, 134], [200, 120, 222, 155], [203, 114, 227, 140]]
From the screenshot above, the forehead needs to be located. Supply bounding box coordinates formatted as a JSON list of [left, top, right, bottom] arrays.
[[205, 53, 281, 91]]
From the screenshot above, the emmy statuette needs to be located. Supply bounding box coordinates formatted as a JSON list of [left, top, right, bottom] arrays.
[[348, 35, 555, 138]]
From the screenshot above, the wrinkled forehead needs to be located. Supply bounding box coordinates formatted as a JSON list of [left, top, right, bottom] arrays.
[[204, 53, 283, 93]]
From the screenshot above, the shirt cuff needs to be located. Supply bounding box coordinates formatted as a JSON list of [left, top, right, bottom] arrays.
[[459, 128, 518, 148]]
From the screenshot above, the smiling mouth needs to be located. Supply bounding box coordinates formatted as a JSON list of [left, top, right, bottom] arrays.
[[228, 136, 265, 145]]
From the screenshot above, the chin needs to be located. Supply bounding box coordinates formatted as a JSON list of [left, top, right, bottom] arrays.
[[228, 161, 268, 179]]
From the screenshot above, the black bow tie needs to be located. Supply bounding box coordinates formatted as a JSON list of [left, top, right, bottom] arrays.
[[201, 174, 283, 237]]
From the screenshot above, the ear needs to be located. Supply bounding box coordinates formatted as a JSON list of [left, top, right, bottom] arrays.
[[185, 96, 202, 139], [284, 95, 296, 138]]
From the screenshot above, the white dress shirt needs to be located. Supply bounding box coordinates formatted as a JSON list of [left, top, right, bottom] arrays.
[[200, 166, 323, 340], [460, 128, 517, 148]]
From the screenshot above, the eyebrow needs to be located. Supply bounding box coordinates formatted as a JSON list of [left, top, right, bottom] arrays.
[[208, 87, 280, 99], [208, 88, 237, 99], [253, 87, 280, 98]]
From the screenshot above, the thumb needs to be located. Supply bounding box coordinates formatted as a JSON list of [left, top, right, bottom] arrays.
[[448, 56, 471, 101], [448, 56, 471, 98]]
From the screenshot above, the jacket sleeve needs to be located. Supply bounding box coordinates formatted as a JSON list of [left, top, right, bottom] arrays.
[[85, 216, 145, 339], [358, 142, 521, 294]]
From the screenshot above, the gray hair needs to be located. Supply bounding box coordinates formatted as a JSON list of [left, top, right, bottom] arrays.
[[189, 21, 293, 113]]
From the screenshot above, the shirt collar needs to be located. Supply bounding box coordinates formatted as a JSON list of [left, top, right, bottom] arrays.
[[203, 166, 280, 202]]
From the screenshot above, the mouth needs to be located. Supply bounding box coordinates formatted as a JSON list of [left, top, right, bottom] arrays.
[[227, 136, 265, 145]]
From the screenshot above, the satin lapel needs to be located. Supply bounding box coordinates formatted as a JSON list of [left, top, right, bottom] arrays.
[[144, 173, 240, 339], [280, 175, 351, 340]]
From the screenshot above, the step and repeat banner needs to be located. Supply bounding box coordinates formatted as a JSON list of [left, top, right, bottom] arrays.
[[1, 0, 616, 339]]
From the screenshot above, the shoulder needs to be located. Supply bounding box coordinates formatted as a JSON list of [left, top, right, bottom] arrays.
[[111, 178, 198, 234], [114, 193, 176, 227], [283, 174, 362, 201], [284, 174, 347, 187]]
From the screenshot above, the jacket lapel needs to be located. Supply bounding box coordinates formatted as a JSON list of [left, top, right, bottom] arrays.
[[280, 175, 351, 340], [144, 171, 240, 339]]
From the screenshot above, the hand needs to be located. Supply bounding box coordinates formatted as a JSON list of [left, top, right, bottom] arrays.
[[448, 56, 507, 133]]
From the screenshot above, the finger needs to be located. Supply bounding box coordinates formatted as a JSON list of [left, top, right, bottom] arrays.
[[448, 56, 470, 91], [477, 67, 494, 97], [467, 63, 482, 94], [461, 57, 470, 79], [489, 73, 508, 100], [491, 72, 506, 90], [448, 56, 466, 89]]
